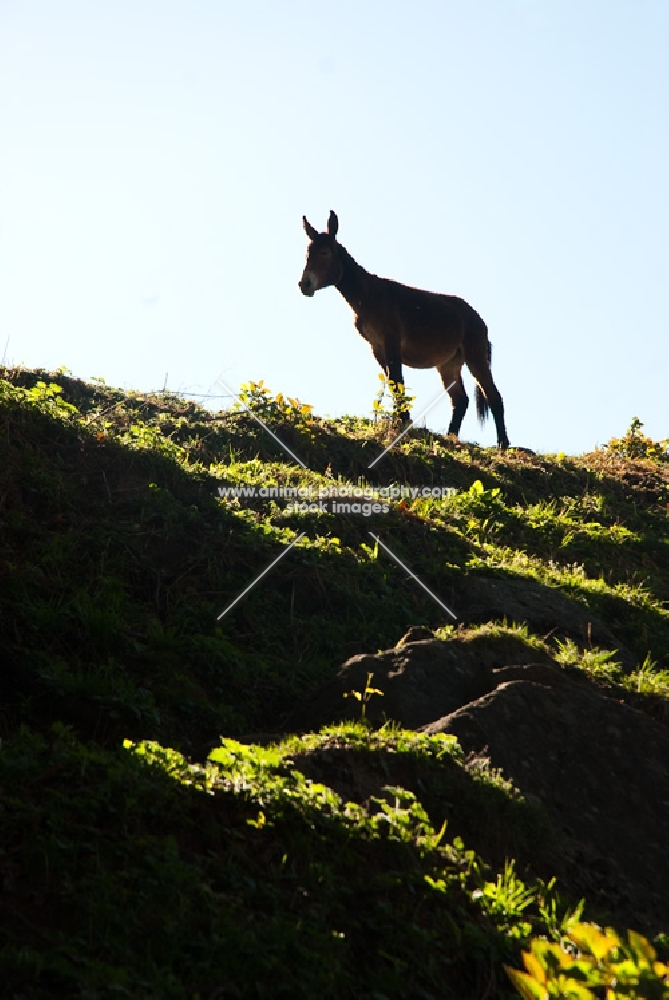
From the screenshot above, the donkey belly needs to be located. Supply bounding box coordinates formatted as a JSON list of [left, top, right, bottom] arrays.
[[400, 329, 461, 368], [397, 297, 465, 368], [357, 311, 463, 369]]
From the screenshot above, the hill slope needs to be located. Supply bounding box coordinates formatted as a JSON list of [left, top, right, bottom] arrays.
[[1, 368, 668, 998]]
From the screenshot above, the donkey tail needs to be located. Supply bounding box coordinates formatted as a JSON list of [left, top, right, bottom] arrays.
[[476, 385, 489, 425], [475, 340, 492, 425]]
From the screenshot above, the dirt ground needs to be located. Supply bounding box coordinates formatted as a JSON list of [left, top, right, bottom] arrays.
[[286, 631, 669, 936]]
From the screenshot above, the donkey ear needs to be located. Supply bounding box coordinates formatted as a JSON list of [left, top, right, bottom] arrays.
[[327, 210, 339, 238], [303, 216, 319, 241]]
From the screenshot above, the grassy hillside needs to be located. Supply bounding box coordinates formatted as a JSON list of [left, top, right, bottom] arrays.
[[1, 367, 668, 998]]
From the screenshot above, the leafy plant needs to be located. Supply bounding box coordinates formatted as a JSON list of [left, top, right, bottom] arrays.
[[0, 377, 78, 420], [372, 372, 416, 422], [505, 922, 669, 999], [472, 860, 536, 938], [343, 670, 384, 721], [605, 417, 668, 462], [553, 637, 623, 676], [235, 379, 314, 424]]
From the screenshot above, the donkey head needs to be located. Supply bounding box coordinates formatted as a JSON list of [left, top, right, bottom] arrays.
[[299, 210, 342, 297]]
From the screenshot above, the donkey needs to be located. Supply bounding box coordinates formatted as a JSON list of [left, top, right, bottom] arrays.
[[299, 211, 509, 449]]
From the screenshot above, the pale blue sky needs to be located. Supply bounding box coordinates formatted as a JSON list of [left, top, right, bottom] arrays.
[[1, 1, 667, 453]]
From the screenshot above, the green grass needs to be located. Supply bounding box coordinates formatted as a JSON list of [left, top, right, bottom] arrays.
[[0, 722, 579, 999], [0, 368, 668, 998]]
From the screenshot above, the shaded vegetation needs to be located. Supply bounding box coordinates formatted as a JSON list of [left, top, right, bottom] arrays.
[[1, 367, 668, 998]]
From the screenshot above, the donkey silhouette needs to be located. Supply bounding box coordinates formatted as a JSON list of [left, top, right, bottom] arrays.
[[299, 210, 509, 449]]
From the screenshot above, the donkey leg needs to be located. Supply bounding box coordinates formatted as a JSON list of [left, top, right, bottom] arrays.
[[385, 356, 411, 423], [438, 355, 468, 438], [465, 345, 510, 450], [370, 328, 410, 423]]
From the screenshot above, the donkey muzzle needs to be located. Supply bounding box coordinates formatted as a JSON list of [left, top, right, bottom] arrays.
[[299, 272, 316, 297]]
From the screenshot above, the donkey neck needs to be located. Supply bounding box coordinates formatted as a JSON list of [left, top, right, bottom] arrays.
[[334, 246, 377, 314]]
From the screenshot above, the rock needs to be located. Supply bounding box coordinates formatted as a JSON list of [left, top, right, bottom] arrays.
[[454, 576, 637, 672], [423, 663, 669, 934], [284, 632, 554, 732], [286, 632, 669, 934], [396, 625, 434, 645]]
